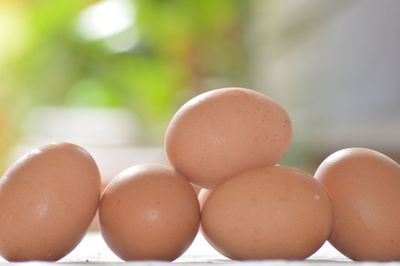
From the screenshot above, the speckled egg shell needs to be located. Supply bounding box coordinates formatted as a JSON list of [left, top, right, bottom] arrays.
[[201, 165, 333, 260], [165, 87, 292, 189], [99, 164, 200, 261]]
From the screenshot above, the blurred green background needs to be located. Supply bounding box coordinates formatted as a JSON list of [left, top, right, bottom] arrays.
[[0, 0, 251, 172]]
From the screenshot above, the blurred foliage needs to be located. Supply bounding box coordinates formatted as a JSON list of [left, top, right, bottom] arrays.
[[0, 0, 251, 171]]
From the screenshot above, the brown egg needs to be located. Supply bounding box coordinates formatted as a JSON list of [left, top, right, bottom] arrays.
[[165, 88, 292, 189], [99, 164, 200, 261], [0, 142, 101, 261], [315, 147, 400, 261], [201, 165, 333, 260]]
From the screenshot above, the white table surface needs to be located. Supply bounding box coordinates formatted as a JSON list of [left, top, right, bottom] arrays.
[[4, 232, 400, 265], [0, 232, 358, 265]]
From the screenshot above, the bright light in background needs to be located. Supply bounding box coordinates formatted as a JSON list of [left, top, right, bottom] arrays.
[[0, 3, 28, 66], [76, 0, 135, 40]]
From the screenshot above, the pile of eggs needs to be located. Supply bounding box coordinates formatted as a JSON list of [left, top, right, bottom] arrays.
[[0, 87, 399, 262]]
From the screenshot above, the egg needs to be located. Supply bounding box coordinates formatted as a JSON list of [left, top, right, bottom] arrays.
[[201, 165, 333, 260], [165, 87, 292, 189], [0, 142, 101, 261], [315, 147, 400, 261], [99, 164, 200, 261]]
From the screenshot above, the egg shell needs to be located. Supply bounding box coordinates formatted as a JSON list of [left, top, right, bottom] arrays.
[[99, 164, 200, 261], [0, 142, 101, 261], [315, 147, 400, 261], [165, 87, 292, 189], [201, 165, 333, 260]]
